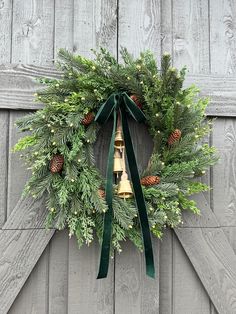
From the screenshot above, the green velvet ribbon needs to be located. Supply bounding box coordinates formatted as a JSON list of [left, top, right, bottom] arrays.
[[95, 92, 155, 279]]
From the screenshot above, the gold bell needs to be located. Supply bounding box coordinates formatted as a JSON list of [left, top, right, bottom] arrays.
[[114, 130, 124, 149], [117, 172, 133, 199], [113, 149, 123, 173], [114, 114, 124, 149]]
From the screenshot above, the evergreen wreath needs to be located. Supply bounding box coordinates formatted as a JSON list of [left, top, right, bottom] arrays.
[[14, 48, 218, 275]]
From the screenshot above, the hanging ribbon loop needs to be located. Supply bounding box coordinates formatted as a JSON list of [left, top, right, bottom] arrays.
[[95, 92, 155, 279]]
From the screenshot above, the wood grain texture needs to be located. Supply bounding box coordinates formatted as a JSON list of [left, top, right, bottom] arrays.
[[173, 234, 211, 314], [160, 0, 172, 55], [1, 2, 56, 313], [159, 229, 173, 314], [0, 111, 9, 227], [54, 0, 74, 55], [0, 229, 54, 314], [48, 230, 69, 314], [159, 3, 174, 313], [184, 74, 236, 117], [168, 2, 213, 313], [209, 2, 236, 313], [118, 0, 161, 60], [0, 64, 60, 110], [73, 0, 117, 58], [67, 238, 114, 314], [11, 0, 54, 65], [115, 239, 159, 314], [211, 118, 236, 226], [7, 111, 31, 217], [179, 193, 219, 228], [172, 0, 210, 73], [175, 226, 236, 314], [8, 247, 49, 314], [210, 0, 236, 74], [0, 0, 12, 63], [1, 64, 236, 116], [3, 197, 49, 230]]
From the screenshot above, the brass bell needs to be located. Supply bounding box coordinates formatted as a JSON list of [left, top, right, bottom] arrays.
[[117, 172, 133, 199], [114, 130, 125, 149], [114, 113, 124, 149], [113, 149, 123, 173]]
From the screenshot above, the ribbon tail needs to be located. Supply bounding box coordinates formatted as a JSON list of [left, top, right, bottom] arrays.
[[97, 110, 117, 279], [120, 106, 155, 279]]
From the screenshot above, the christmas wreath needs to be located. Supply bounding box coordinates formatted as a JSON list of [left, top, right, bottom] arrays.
[[14, 48, 218, 278]]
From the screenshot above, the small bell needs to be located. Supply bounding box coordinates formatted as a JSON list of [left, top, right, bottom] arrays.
[[114, 113, 124, 149], [114, 130, 125, 149], [117, 146, 133, 198], [117, 172, 133, 199], [113, 149, 123, 174]]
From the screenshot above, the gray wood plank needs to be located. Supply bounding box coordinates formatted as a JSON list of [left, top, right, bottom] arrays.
[[11, 0, 54, 65], [172, 0, 210, 73], [115, 239, 160, 314], [3, 196, 49, 230], [118, 0, 161, 60], [1, 64, 236, 116], [117, 2, 161, 311], [67, 238, 114, 314], [222, 226, 236, 253], [171, 2, 214, 313], [159, 229, 173, 314], [0, 0, 12, 63], [1, 1, 56, 311], [7, 111, 31, 217], [180, 193, 219, 228], [175, 225, 236, 314], [0, 64, 59, 110], [8, 247, 49, 314], [159, 3, 173, 313], [48, 230, 69, 314], [160, 0, 172, 55], [172, 233, 211, 314], [0, 229, 54, 314], [209, 2, 236, 313], [184, 75, 236, 117], [0, 111, 9, 227], [211, 118, 236, 227], [54, 0, 74, 55], [65, 3, 117, 313], [73, 0, 117, 57], [210, 0, 236, 74]]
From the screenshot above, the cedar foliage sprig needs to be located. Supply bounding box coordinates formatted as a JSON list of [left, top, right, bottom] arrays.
[[13, 48, 218, 253]]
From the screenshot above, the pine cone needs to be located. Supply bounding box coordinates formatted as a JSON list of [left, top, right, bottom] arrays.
[[168, 129, 182, 145], [130, 94, 142, 109], [50, 154, 64, 173], [98, 189, 105, 198], [140, 175, 161, 186], [82, 112, 95, 126]]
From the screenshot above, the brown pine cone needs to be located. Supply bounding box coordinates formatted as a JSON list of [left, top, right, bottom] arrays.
[[140, 175, 161, 186], [50, 154, 64, 173], [82, 112, 95, 126], [130, 94, 142, 109], [168, 129, 182, 145], [98, 189, 105, 198]]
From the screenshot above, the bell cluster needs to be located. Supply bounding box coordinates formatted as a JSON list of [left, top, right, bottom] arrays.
[[114, 114, 133, 199]]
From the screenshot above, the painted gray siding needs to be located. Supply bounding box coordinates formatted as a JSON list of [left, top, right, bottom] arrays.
[[0, 1, 235, 313]]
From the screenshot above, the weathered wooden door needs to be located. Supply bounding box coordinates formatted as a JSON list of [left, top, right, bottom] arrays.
[[1, 1, 236, 313]]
